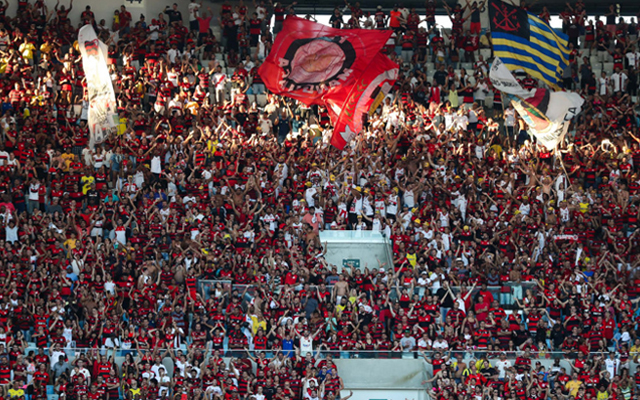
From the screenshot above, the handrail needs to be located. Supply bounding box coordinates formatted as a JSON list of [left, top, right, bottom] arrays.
[[42, 348, 636, 358]]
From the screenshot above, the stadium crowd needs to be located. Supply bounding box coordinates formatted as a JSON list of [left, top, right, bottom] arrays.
[[0, 0, 637, 399]]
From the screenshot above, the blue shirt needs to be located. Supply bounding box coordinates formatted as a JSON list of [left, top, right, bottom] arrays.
[[282, 339, 294, 357]]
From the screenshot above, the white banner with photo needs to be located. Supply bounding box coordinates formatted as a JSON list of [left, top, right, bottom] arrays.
[[78, 24, 118, 147]]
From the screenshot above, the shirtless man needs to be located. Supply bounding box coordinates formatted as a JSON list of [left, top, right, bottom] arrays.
[[332, 274, 349, 304]]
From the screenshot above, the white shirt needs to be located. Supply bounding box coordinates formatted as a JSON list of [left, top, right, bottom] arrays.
[[148, 24, 160, 41], [50, 351, 66, 368], [386, 194, 398, 215], [611, 72, 627, 92], [28, 183, 40, 201], [167, 48, 181, 64], [305, 187, 318, 207], [453, 114, 469, 131], [151, 155, 162, 174], [104, 281, 116, 295], [474, 82, 489, 100], [151, 364, 165, 379], [432, 339, 449, 350], [261, 213, 278, 231], [5, 225, 17, 243], [115, 225, 127, 245], [300, 336, 313, 354], [158, 375, 171, 395], [188, 2, 200, 21], [599, 77, 609, 95], [71, 367, 91, 383], [604, 358, 619, 377], [212, 72, 227, 89], [626, 51, 640, 69], [468, 108, 478, 123], [504, 108, 515, 127], [495, 359, 511, 379], [403, 189, 415, 208]]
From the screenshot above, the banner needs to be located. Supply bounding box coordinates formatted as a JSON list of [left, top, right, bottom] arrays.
[[325, 52, 397, 149], [78, 25, 118, 147], [489, 0, 569, 88], [258, 16, 398, 149], [490, 58, 583, 150], [553, 234, 579, 242]]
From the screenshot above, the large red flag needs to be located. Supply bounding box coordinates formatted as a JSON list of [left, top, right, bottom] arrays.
[[258, 16, 398, 149], [325, 52, 398, 149]]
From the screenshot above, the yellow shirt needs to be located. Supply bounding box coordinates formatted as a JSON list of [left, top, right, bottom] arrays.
[[629, 344, 640, 358], [117, 117, 127, 136], [64, 238, 77, 250], [206, 139, 219, 155], [61, 152, 75, 172], [8, 388, 25, 398], [579, 202, 589, 213], [81, 176, 95, 194], [566, 380, 582, 397], [40, 42, 53, 53], [449, 90, 459, 108], [597, 390, 609, 400], [250, 315, 267, 335], [490, 144, 503, 159], [19, 42, 35, 60], [406, 253, 417, 267], [475, 359, 492, 372]]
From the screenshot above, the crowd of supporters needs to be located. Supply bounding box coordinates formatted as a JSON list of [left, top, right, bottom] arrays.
[[0, 0, 637, 399]]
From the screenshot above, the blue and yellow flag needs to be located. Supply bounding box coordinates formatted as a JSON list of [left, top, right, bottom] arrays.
[[489, 0, 569, 89]]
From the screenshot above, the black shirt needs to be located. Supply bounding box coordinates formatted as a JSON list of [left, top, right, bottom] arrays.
[[164, 8, 183, 24], [434, 70, 447, 86]]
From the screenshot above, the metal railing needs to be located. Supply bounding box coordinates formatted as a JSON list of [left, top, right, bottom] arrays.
[[197, 279, 537, 306], [41, 347, 640, 361]]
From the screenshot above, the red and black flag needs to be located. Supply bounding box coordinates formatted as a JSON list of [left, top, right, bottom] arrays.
[[258, 16, 398, 149]]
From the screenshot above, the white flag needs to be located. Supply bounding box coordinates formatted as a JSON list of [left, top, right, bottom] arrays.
[[78, 25, 118, 147], [489, 57, 532, 98], [491, 57, 584, 150]]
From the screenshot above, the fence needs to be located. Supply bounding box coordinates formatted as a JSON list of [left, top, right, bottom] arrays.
[[42, 346, 639, 362]]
